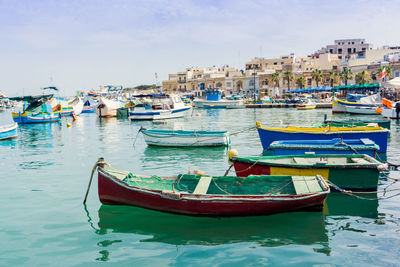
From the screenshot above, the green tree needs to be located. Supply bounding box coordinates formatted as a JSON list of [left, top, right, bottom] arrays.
[[271, 72, 280, 88], [311, 69, 322, 87], [378, 65, 392, 81], [283, 71, 294, 91], [296, 77, 306, 88], [328, 70, 340, 87], [355, 71, 371, 84], [340, 67, 353, 85]]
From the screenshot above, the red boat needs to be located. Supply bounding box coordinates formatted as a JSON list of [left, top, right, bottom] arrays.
[[97, 165, 330, 217]]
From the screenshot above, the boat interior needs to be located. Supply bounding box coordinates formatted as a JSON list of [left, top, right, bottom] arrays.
[[103, 167, 324, 196]]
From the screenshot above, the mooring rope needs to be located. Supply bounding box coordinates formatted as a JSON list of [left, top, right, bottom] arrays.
[[327, 180, 400, 200], [83, 157, 110, 204]]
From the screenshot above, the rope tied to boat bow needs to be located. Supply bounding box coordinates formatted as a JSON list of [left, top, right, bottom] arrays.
[[83, 157, 110, 204]]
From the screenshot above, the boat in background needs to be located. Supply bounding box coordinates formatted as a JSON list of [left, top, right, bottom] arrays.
[[0, 122, 18, 140], [82, 98, 98, 113], [96, 97, 123, 117], [380, 98, 399, 119], [141, 129, 230, 147], [129, 94, 191, 120], [263, 138, 379, 158], [194, 90, 244, 109], [256, 122, 389, 155], [10, 94, 61, 124], [97, 164, 329, 216], [231, 154, 386, 191], [296, 99, 316, 110], [332, 93, 381, 113]]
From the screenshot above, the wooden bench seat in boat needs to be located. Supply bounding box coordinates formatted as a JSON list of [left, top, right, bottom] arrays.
[[292, 176, 323, 194], [193, 176, 212, 194]]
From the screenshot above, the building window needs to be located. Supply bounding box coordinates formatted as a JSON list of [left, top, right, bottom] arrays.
[[333, 65, 337, 70], [249, 80, 255, 86], [329, 49, 333, 53], [338, 48, 342, 54], [352, 42, 354, 44], [353, 48, 356, 53]]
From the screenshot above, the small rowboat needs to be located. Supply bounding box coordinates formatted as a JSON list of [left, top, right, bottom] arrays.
[[97, 164, 330, 216], [141, 129, 230, 147], [256, 121, 389, 155], [264, 138, 379, 158], [231, 154, 387, 191], [0, 122, 18, 140], [296, 100, 316, 110]]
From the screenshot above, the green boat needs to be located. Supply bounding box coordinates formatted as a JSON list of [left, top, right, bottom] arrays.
[[321, 119, 391, 130], [231, 154, 387, 191]]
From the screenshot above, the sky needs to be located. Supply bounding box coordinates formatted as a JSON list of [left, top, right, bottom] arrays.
[[1, 0, 400, 96]]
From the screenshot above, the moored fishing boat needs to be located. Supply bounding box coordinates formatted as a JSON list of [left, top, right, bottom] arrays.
[[231, 154, 386, 191], [129, 94, 191, 120], [97, 163, 329, 216], [256, 122, 389, 155], [296, 100, 316, 110], [10, 94, 61, 124], [193, 90, 244, 109], [263, 138, 379, 158], [141, 129, 230, 147], [96, 97, 123, 117], [82, 98, 98, 113], [0, 122, 18, 140]]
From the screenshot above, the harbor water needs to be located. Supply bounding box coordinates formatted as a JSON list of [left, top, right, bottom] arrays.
[[1, 108, 400, 266]]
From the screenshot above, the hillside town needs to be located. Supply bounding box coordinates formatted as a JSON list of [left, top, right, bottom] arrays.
[[162, 38, 400, 98]]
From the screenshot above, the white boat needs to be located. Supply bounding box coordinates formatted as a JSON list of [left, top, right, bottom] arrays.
[[68, 96, 84, 116], [0, 122, 18, 140], [345, 106, 378, 115], [129, 94, 192, 120], [193, 90, 244, 109], [141, 129, 230, 147], [96, 97, 123, 117]]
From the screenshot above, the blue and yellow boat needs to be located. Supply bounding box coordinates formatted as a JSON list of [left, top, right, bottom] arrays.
[[256, 122, 389, 155], [10, 94, 61, 124]]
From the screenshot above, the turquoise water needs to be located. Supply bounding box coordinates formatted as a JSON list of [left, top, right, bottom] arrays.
[[1, 108, 400, 266]]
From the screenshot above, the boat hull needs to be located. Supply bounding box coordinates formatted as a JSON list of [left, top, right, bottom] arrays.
[[98, 169, 328, 216], [345, 106, 378, 115], [381, 107, 399, 119], [12, 111, 61, 124], [82, 106, 96, 113], [257, 126, 389, 154], [0, 123, 18, 140], [232, 157, 380, 191], [194, 99, 244, 109], [129, 107, 192, 120], [296, 104, 316, 110], [141, 129, 230, 147]]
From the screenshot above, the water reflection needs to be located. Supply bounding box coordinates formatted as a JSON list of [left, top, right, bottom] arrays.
[[324, 193, 378, 219], [96, 205, 329, 250]]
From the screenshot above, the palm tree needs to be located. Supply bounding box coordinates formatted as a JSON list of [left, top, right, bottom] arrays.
[[355, 71, 371, 84], [340, 67, 353, 85], [283, 71, 294, 91], [296, 77, 306, 88], [311, 69, 322, 87], [271, 72, 280, 88], [328, 70, 340, 87]]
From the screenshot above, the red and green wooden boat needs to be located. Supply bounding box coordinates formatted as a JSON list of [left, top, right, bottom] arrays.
[[232, 154, 387, 191], [97, 165, 329, 217]]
